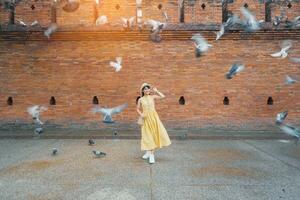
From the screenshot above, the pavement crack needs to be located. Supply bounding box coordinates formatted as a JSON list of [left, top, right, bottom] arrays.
[[150, 165, 153, 200]]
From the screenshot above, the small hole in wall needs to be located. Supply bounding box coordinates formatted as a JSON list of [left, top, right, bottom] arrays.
[[179, 96, 185, 105], [158, 4, 163, 10], [136, 96, 141, 105], [201, 3, 206, 10], [223, 96, 229, 105], [244, 3, 248, 8], [7, 97, 13, 105], [50, 96, 56, 105], [31, 5, 35, 10], [287, 2, 292, 9], [115, 4, 120, 10], [93, 96, 99, 104], [267, 97, 273, 105]]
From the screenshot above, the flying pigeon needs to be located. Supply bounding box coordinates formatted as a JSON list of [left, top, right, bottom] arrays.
[[62, 0, 80, 12], [109, 57, 122, 72], [273, 16, 283, 26], [191, 33, 212, 57], [226, 63, 245, 79], [92, 103, 128, 123], [215, 24, 225, 40], [96, 15, 108, 26], [121, 17, 135, 30], [279, 124, 300, 143], [93, 150, 106, 157], [285, 75, 297, 85], [276, 111, 288, 125], [290, 57, 300, 63], [240, 7, 260, 32], [89, 139, 95, 145], [270, 40, 292, 59], [44, 23, 58, 39], [162, 11, 168, 22], [27, 105, 47, 125]]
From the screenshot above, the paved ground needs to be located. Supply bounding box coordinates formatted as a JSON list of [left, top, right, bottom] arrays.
[[0, 139, 300, 200]]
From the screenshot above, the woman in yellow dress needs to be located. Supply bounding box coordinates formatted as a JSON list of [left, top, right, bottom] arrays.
[[136, 83, 171, 164]]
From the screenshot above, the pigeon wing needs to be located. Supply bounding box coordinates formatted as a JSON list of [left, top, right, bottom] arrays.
[[110, 103, 128, 115]]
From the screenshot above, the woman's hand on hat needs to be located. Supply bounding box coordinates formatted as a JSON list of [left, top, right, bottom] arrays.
[[153, 87, 158, 92]]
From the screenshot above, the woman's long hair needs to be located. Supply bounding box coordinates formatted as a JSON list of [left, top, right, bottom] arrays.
[[141, 85, 150, 97]]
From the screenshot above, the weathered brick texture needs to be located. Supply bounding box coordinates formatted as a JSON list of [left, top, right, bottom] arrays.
[[0, 0, 300, 131], [0, 38, 300, 130]]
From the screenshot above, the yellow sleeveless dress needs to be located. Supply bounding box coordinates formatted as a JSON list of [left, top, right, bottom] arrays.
[[140, 95, 171, 151]]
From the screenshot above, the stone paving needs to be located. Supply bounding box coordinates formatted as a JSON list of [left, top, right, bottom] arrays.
[[0, 138, 300, 200]]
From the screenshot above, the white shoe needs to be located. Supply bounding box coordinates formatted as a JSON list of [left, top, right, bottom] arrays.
[[142, 151, 151, 159], [149, 154, 155, 164]]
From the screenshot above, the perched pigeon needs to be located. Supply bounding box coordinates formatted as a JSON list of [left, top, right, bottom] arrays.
[[17, 19, 27, 26], [191, 33, 212, 57], [92, 103, 128, 123], [240, 7, 260, 32], [88, 139, 95, 145], [96, 15, 108, 26], [44, 23, 58, 39], [144, 19, 165, 32], [52, 148, 58, 155], [279, 124, 300, 143], [285, 75, 297, 85], [121, 17, 135, 30], [27, 105, 47, 125], [285, 16, 300, 28], [144, 19, 165, 42], [273, 16, 283, 26], [226, 63, 245, 79], [93, 150, 106, 157], [31, 20, 39, 27], [62, 0, 80, 12], [109, 57, 122, 72], [270, 40, 292, 59], [276, 111, 288, 125], [215, 24, 225, 40]]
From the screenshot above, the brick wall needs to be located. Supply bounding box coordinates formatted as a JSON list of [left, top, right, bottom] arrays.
[[0, 37, 300, 130]]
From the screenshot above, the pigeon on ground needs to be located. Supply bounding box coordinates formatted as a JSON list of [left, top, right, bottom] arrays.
[[89, 139, 95, 145], [276, 111, 288, 125], [92, 103, 128, 123], [109, 57, 122, 72], [93, 150, 106, 157], [270, 40, 292, 59], [52, 148, 58, 155], [226, 63, 245, 79], [191, 33, 212, 57]]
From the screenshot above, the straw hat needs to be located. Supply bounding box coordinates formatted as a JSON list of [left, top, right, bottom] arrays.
[[140, 83, 151, 95]]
